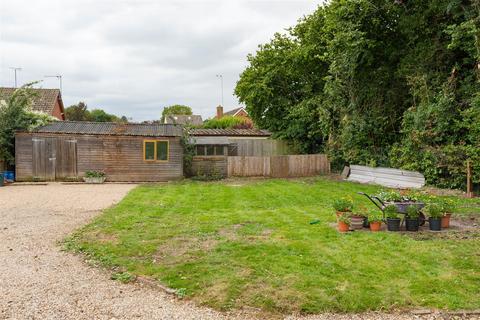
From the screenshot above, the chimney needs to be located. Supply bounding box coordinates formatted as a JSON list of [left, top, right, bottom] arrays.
[[216, 105, 223, 118]]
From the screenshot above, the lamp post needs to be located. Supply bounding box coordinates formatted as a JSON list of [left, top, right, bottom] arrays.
[[216, 74, 224, 107]]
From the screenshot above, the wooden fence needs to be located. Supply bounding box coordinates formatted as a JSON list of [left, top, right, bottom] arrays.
[[227, 154, 330, 178], [229, 139, 291, 156]]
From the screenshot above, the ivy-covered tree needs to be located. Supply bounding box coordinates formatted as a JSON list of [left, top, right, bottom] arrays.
[[236, 0, 480, 188]]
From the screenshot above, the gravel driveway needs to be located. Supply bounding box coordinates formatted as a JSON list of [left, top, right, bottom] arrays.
[[0, 183, 475, 320]]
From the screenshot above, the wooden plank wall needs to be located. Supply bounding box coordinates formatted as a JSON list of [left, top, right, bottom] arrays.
[[15, 133, 183, 182], [227, 154, 330, 178], [229, 139, 290, 156], [191, 156, 228, 177]]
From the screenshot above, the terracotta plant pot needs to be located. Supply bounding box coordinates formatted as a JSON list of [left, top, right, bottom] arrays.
[[441, 213, 452, 228], [338, 221, 350, 232], [369, 221, 381, 232], [350, 215, 364, 231], [336, 210, 350, 217]]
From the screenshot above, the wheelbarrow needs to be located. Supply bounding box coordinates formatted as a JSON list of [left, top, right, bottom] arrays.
[[357, 192, 426, 226]]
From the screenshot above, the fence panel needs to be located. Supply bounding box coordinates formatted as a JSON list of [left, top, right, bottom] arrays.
[[229, 139, 290, 156], [227, 154, 330, 178]]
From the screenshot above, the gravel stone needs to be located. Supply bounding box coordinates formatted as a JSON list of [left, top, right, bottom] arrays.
[[0, 183, 477, 320]]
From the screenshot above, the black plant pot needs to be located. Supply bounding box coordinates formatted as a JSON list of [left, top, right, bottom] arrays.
[[405, 218, 419, 232], [363, 217, 370, 228], [429, 217, 442, 231], [387, 218, 401, 231]]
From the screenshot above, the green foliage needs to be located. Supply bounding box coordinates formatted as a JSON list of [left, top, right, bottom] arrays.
[[181, 128, 195, 177], [65, 102, 126, 122], [376, 190, 403, 202], [84, 170, 106, 178], [0, 84, 57, 166], [367, 210, 383, 222], [384, 205, 398, 219], [202, 116, 249, 129], [406, 205, 420, 219], [423, 203, 443, 218], [235, 0, 480, 188], [65, 101, 90, 121], [332, 197, 353, 212], [111, 272, 135, 283], [161, 105, 192, 121]]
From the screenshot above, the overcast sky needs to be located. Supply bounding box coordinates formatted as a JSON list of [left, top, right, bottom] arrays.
[[0, 0, 321, 121]]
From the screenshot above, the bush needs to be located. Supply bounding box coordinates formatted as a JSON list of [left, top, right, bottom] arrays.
[[202, 116, 251, 129]]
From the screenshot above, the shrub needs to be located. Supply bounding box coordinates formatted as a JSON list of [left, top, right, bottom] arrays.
[[84, 170, 106, 178], [406, 205, 420, 219], [202, 116, 250, 129]]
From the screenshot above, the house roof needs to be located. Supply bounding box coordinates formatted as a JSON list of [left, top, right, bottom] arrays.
[[0, 87, 64, 116], [224, 107, 247, 117], [189, 128, 270, 137], [164, 114, 203, 126], [28, 121, 183, 137]]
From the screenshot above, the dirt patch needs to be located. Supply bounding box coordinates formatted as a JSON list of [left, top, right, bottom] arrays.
[[154, 236, 219, 264], [83, 231, 119, 245]]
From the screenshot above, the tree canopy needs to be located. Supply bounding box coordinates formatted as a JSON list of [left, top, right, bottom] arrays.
[[0, 85, 57, 166], [65, 102, 126, 122], [235, 0, 480, 189], [161, 105, 193, 121]]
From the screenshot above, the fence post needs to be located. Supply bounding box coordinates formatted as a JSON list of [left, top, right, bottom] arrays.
[[466, 160, 474, 198]]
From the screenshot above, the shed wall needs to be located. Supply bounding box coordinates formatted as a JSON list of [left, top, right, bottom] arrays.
[[15, 133, 183, 182]]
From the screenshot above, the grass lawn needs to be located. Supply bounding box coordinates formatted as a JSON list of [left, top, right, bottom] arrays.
[[65, 178, 480, 315]]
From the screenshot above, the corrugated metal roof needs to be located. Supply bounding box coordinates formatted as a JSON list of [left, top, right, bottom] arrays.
[[32, 121, 183, 137], [189, 128, 271, 137]]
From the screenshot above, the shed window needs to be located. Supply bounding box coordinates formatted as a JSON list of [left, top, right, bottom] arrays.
[[195, 145, 225, 156], [144, 141, 155, 160], [144, 140, 169, 161], [156, 141, 168, 161]]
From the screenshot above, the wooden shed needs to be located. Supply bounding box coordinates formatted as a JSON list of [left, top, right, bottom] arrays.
[[15, 121, 184, 182]]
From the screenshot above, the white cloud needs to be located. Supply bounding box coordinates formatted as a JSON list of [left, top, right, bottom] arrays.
[[0, 0, 321, 121]]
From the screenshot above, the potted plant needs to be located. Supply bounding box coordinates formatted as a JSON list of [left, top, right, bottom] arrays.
[[439, 199, 454, 228], [367, 210, 383, 232], [424, 203, 442, 231], [376, 190, 425, 214], [337, 215, 350, 233], [332, 198, 353, 217], [405, 205, 420, 232], [384, 205, 401, 231], [83, 170, 107, 184]]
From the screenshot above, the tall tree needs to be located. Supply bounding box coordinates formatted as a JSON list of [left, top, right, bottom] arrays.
[[65, 102, 89, 121], [161, 105, 192, 121], [236, 0, 480, 188]]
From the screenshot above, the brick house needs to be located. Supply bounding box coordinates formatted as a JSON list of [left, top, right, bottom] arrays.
[[215, 105, 250, 121], [0, 87, 65, 120]]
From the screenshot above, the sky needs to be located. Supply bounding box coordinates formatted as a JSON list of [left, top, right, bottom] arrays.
[[0, 0, 321, 121]]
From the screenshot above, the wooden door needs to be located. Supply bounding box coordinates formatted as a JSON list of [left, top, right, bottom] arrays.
[[45, 138, 57, 181], [32, 138, 46, 180], [55, 139, 78, 179], [32, 137, 57, 181]]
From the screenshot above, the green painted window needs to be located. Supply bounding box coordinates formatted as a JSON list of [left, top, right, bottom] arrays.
[[156, 141, 168, 161], [144, 141, 155, 160]]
